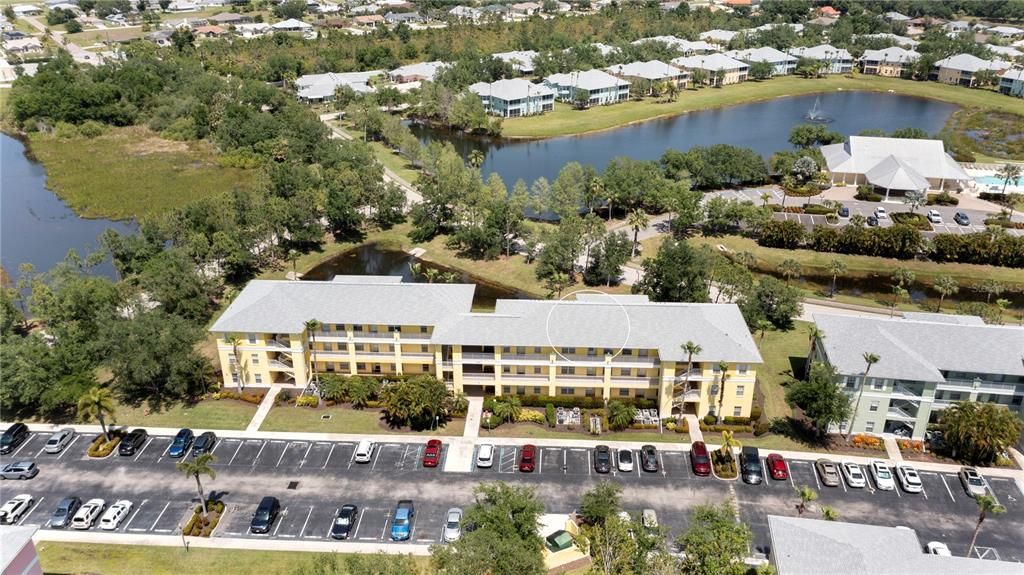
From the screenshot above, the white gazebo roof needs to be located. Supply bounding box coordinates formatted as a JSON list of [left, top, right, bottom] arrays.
[[864, 155, 930, 191]]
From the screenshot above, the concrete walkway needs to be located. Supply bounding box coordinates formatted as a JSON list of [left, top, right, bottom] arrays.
[[883, 434, 904, 463], [682, 414, 703, 444], [462, 397, 484, 440], [244, 385, 283, 433]]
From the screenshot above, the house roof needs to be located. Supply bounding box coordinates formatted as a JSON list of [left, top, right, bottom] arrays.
[[295, 70, 381, 99], [934, 53, 1010, 73], [591, 42, 620, 56], [271, 18, 312, 29], [858, 33, 919, 48], [821, 136, 969, 182], [605, 60, 685, 81], [812, 313, 1024, 382], [699, 29, 738, 43], [901, 312, 986, 325], [431, 299, 763, 363], [988, 25, 1023, 36], [672, 53, 748, 72], [469, 78, 554, 101], [632, 36, 719, 54], [1002, 68, 1024, 81], [207, 12, 244, 22], [493, 50, 537, 71], [768, 516, 1024, 575], [859, 46, 921, 63], [545, 69, 630, 91], [864, 155, 930, 191], [884, 11, 910, 21], [725, 46, 797, 65], [389, 60, 448, 80], [787, 44, 851, 61], [1, 526, 37, 572], [988, 44, 1023, 58]]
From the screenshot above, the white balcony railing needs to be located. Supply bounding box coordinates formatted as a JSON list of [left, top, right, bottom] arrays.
[[268, 359, 294, 371], [267, 339, 292, 349], [887, 405, 917, 420], [353, 331, 394, 340], [463, 352, 497, 360]]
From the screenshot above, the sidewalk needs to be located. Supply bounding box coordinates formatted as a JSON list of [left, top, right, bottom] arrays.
[[882, 434, 904, 463], [244, 385, 283, 433]]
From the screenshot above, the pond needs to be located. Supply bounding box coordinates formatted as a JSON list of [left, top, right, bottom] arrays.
[[1, 133, 136, 281], [410, 91, 958, 187], [302, 244, 529, 310]]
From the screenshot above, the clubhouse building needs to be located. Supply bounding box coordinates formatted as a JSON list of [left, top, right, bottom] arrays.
[[210, 277, 763, 419], [821, 136, 971, 196]]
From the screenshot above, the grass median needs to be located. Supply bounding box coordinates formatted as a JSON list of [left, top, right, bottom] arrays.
[[259, 404, 466, 436], [481, 422, 689, 443]]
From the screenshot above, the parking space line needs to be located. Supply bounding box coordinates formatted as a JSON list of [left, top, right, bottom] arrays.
[[17, 496, 44, 526], [150, 502, 170, 531], [587, 449, 592, 475], [538, 448, 543, 474], [380, 515, 389, 541], [134, 437, 154, 462], [251, 441, 267, 467], [277, 442, 297, 468], [940, 475, 956, 502], [122, 499, 145, 532], [273, 508, 288, 537], [228, 441, 244, 465], [323, 443, 336, 469], [299, 442, 313, 467], [659, 453, 667, 477], [10, 437, 32, 458], [33, 434, 53, 458], [323, 507, 339, 539], [57, 435, 80, 460], [299, 506, 313, 537], [371, 445, 383, 470], [802, 461, 820, 490]]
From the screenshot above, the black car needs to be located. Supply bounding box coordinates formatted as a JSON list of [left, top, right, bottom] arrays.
[[50, 497, 82, 529], [118, 429, 149, 456], [330, 504, 359, 540], [740, 447, 763, 485], [250, 496, 280, 534], [167, 428, 194, 458], [640, 445, 659, 473], [0, 423, 30, 455], [838, 205, 850, 218], [954, 211, 971, 226], [594, 445, 612, 474], [192, 432, 217, 456], [866, 215, 879, 227]]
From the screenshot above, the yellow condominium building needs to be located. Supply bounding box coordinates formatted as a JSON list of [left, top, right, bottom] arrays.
[[210, 277, 763, 419]]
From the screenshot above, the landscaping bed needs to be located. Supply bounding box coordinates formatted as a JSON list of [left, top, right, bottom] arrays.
[[182, 500, 225, 538], [711, 448, 738, 479], [86, 430, 124, 458], [258, 403, 465, 436], [890, 212, 933, 230]]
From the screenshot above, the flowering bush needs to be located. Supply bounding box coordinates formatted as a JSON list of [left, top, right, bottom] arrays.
[[514, 409, 546, 424], [850, 435, 885, 450]]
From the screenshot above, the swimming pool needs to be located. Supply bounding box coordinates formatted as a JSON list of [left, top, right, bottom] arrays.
[[975, 175, 1007, 186]]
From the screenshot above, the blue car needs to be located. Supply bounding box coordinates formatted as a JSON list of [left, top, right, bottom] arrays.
[[167, 428, 194, 458], [390, 500, 415, 541]]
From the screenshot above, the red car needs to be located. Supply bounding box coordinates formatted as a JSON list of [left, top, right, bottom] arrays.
[[690, 441, 711, 476], [767, 453, 789, 480], [518, 444, 537, 473], [422, 439, 443, 467]]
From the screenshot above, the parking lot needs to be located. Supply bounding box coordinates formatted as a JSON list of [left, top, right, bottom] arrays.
[[5, 430, 1024, 562]]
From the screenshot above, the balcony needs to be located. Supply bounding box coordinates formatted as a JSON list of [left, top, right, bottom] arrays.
[[611, 355, 659, 366], [610, 377, 655, 387], [887, 404, 917, 421], [462, 352, 497, 361], [463, 373, 496, 382], [501, 353, 550, 362], [891, 382, 923, 401], [400, 352, 434, 359], [353, 331, 394, 340], [268, 359, 294, 371], [267, 339, 292, 350], [555, 354, 607, 364], [674, 389, 701, 402], [500, 374, 549, 382], [938, 379, 1019, 395], [400, 332, 432, 340], [675, 368, 702, 382]]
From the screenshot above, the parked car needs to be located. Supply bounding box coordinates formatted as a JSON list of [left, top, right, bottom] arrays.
[[390, 500, 415, 541], [594, 445, 612, 474], [442, 507, 463, 542], [44, 428, 75, 454], [815, 459, 841, 487], [0, 461, 38, 480], [959, 467, 987, 499], [617, 449, 634, 473], [690, 441, 711, 476], [866, 215, 879, 227], [250, 496, 280, 534], [838, 205, 850, 218], [874, 206, 888, 219], [422, 439, 442, 468], [50, 497, 82, 529], [192, 432, 217, 456], [518, 444, 536, 473], [641, 509, 659, 531], [953, 211, 971, 226], [71, 498, 106, 530], [926, 541, 952, 556], [353, 440, 375, 463], [841, 461, 866, 488], [118, 429, 149, 456], [640, 445, 659, 473], [330, 504, 358, 540], [870, 460, 895, 490], [926, 209, 943, 224], [0, 494, 35, 524], [100, 500, 133, 530], [767, 453, 789, 480], [896, 463, 923, 494], [167, 428, 194, 458], [476, 444, 494, 468], [740, 447, 763, 485], [0, 423, 29, 455]]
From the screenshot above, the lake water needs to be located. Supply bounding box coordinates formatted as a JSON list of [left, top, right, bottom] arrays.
[[410, 91, 958, 187], [1, 133, 136, 281]]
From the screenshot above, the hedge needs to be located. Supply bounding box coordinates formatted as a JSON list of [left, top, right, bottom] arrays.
[[926, 192, 959, 206], [483, 395, 656, 410], [854, 187, 882, 202], [750, 405, 763, 421], [545, 404, 556, 428], [212, 390, 266, 404], [802, 204, 835, 215], [87, 431, 124, 458], [891, 212, 932, 231], [295, 395, 319, 408], [754, 421, 770, 436]]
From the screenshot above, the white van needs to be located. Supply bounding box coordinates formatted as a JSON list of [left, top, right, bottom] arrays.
[[476, 444, 494, 468], [353, 440, 375, 463]]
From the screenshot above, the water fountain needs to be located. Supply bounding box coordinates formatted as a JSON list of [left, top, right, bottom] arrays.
[[804, 95, 833, 123]]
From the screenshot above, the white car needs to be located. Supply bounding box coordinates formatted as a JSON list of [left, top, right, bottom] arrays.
[[353, 440, 375, 463], [100, 500, 133, 530], [870, 460, 895, 491], [442, 507, 462, 543], [926, 209, 943, 224], [874, 206, 888, 219], [44, 428, 75, 454], [926, 541, 952, 556], [841, 461, 867, 488], [71, 499, 106, 530], [617, 449, 634, 473], [895, 463, 923, 494], [476, 444, 494, 468], [0, 494, 35, 525]]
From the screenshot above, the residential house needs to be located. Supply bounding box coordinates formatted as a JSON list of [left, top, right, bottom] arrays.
[[882, 11, 910, 23], [511, 1, 542, 16], [210, 278, 763, 419], [478, 4, 510, 19], [469, 78, 555, 117], [725, 46, 797, 76], [447, 5, 482, 22], [987, 25, 1024, 39], [988, 44, 1022, 59], [591, 42, 620, 57], [821, 136, 971, 196], [672, 53, 748, 85], [388, 60, 449, 83], [493, 50, 538, 74], [787, 44, 853, 74], [605, 60, 688, 91], [750, 22, 804, 35], [816, 5, 839, 17], [699, 29, 738, 45], [999, 69, 1024, 97], [194, 24, 227, 38], [295, 70, 382, 102], [858, 33, 919, 48], [543, 69, 630, 106], [810, 313, 1024, 439], [272, 18, 313, 31], [943, 20, 970, 34], [145, 29, 173, 47], [353, 14, 384, 27], [632, 36, 719, 55], [931, 53, 1010, 87], [234, 22, 271, 37], [2, 37, 43, 54], [384, 11, 423, 25], [806, 16, 837, 27], [0, 526, 43, 575], [207, 12, 250, 25], [11, 4, 42, 16], [859, 46, 920, 77]]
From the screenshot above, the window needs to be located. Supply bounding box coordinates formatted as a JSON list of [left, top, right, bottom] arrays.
[[370, 345, 379, 353], [533, 366, 542, 374], [869, 401, 879, 412], [335, 324, 344, 332], [502, 366, 511, 374], [247, 333, 256, 344], [713, 364, 722, 373], [517, 347, 526, 355], [255, 374, 263, 384], [533, 387, 542, 395], [534, 347, 542, 354], [638, 350, 649, 357], [560, 366, 573, 375], [231, 373, 239, 384], [635, 389, 645, 398], [637, 369, 646, 378], [738, 364, 748, 375], [357, 363, 365, 371], [560, 387, 574, 396], [604, 349, 613, 356], [502, 346, 511, 353], [733, 407, 742, 417], [871, 378, 883, 390], [622, 368, 632, 376], [352, 325, 361, 332], [516, 386, 525, 395], [422, 364, 429, 372], [844, 377, 855, 389], [623, 349, 633, 356], [865, 421, 875, 432], [585, 388, 595, 397], [517, 367, 525, 375], [502, 386, 510, 394], [619, 388, 630, 396], [326, 363, 335, 372], [354, 343, 364, 351], [323, 342, 332, 351], [736, 385, 745, 397], [228, 353, 237, 365], [586, 368, 596, 377], [388, 325, 400, 333], [420, 326, 428, 333], [251, 353, 260, 365], [561, 347, 572, 355], [421, 345, 428, 353]]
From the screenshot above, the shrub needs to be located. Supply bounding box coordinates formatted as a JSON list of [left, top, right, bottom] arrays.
[[754, 421, 770, 436], [54, 122, 79, 139], [984, 216, 1024, 229], [703, 414, 717, 426], [854, 186, 882, 202], [276, 390, 295, 404], [926, 192, 959, 206], [514, 409, 546, 424], [749, 405, 763, 421], [218, 149, 262, 169], [802, 204, 834, 215], [630, 423, 659, 430], [87, 432, 124, 458], [891, 212, 932, 230], [78, 120, 106, 138], [723, 416, 751, 425], [676, 418, 689, 432], [545, 403, 556, 428], [296, 395, 319, 408], [665, 420, 676, 431], [481, 414, 503, 429]]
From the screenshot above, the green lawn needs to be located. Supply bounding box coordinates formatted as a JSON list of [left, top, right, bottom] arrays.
[[259, 404, 466, 436], [482, 422, 689, 443], [501, 74, 1024, 139], [37, 542, 430, 575], [755, 320, 810, 421], [27, 126, 258, 220], [336, 122, 421, 185], [109, 399, 258, 430]]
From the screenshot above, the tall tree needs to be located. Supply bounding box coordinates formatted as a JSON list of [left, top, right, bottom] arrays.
[[787, 362, 851, 440], [845, 352, 879, 440], [304, 318, 322, 391], [826, 257, 847, 297], [580, 481, 623, 525], [967, 495, 1007, 559], [716, 361, 730, 421], [676, 502, 752, 575], [77, 386, 116, 442], [778, 258, 802, 284], [634, 239, 709, 303], [177, 453, 217, 518], [939, 402, 1023, 466], [795, 485, 818, 516], [996, 163, 1022, 195], [933, 275, 959, 312], [627, 208, 649, 257]]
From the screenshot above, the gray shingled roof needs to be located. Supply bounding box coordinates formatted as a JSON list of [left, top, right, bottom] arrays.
[[901, 312, 985, 325], [934, 53, 1011, 73], [787, 44, 852, 61], [672, 53, 749, 72], [432, 300, 762, 363], [812, 313, 1024, 381]]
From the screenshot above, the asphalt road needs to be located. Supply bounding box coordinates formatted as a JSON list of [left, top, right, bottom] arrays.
[[4, 431, 1023, 563]]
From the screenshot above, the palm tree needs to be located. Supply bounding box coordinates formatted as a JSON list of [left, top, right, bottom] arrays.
[[778, 259, 802, 284], [826, 258, 847, 297], [735, 251, 756, 268], [681, 340, 702, 386], [795, 485, 818, 516], [995, 298, 1010, 324], [806, 325, 825, 358], [820, 505, 838, 521], [716, 361, 730, 421], [286, 249, 299, 280], [491, 396, 522, 423], [468, 149, 485, 168], [890, 285, 909, 317], [1005, 192, 1023, 221], [996, 163, 1022, 195], [933, 275, 959, 312], [755, 319, 773, 346], [304, 318, 322, 392], [719, 429, 741, 459], [627, 209, 649, 258], [845, 352, 879, 440], [967, 495, 1007, 558], [177, 453, 217, 518], [980, 279, 1004, 304], [228, 335, 245, 390], [607, 401, 637, 431], [760, 192, 771, 208], [78, 386, 116, 442]]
